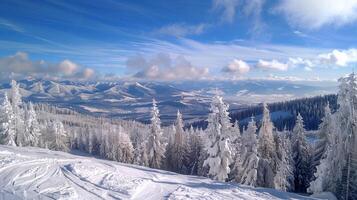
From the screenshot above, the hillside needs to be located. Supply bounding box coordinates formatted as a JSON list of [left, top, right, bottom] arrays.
[[0, 145, 319, 200], [0, 79, 336, 124]]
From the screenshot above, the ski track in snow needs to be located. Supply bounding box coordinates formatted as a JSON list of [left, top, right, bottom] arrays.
[[0, 145, 319, 200]]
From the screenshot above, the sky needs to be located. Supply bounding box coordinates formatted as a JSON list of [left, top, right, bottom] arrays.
[[1, 0, 357, 81]]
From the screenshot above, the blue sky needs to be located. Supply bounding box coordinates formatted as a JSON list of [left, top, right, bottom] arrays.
[[1, 0, 357, 81]]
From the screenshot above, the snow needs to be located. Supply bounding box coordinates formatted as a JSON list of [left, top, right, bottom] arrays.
[[310, 192, 337, 200], [80, 105, 109, 113], [0, 145, 320, 200]]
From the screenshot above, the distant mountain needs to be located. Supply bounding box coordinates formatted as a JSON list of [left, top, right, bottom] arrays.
[[0, 79, 337, 124]]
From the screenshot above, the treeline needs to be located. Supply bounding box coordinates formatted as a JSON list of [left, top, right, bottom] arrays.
[[191, 94, 338, 131]]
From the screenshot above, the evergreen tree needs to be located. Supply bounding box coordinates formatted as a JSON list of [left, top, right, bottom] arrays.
[[312, 102, 333, 169], [167, 110, 188, 173], [291, 113, 311, 193], [24, 102, 41, 147], [48, 120, 69, 152], [147, 99, 165, 169], [203, 96, 233, 181], [187, 127, 203, 175], [274, 133, 294, 191], [257, 103, 278, 188], [10, 80, 25, 146], [0, 93, 16, 146], [237, 117, 259, 186], [118, 126, 134, 163]]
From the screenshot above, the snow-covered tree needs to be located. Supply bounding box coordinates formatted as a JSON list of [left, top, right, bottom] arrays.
[[164, 125, 175, 170], [312, 102, 334, 169], [166, 110, 188, 173], [258, 103, 276, 160], [187, 127, 203, 175], [138, 141, 149, 167], [24, 102, 41, 147], [9, 80, 25, 146], [291, 113, 311, 193], [48, 120, 69, 152], [237, 116, 259, 186], [230, 120, 242, 175], [310, 73, 357, 199], [203, 96, 233, 181], [147, 99, 165, 169], [257, 103, 278, 188], [274, 132, 294, 191], [87, 128, 94, 154], [118, 126, 134, 163], [0, 93, 16, 146]]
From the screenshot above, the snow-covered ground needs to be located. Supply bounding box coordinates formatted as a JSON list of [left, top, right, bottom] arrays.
[[0, 145, 320, 200]]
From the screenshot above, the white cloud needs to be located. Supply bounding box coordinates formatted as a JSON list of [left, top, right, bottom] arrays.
[[222, 59, 250, 74], [288, 57, 313, 67], [59, 59, 79, 75], [212, 0, 240, 23], [293, 30, 308, 38], [318, 49, 357, 66], [82, 68, 95, 79], [276, 0, 357, 29], [126, 53, 209, 80], [0, 52, 96, 80], [256, 59, 288, 71], [156, 23, 208, 37]]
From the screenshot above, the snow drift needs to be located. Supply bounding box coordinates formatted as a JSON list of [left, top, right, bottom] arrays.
[[0, 145, 319, 200]]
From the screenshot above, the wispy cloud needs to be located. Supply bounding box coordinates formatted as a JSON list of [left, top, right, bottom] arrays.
[[135, 38, 327, 69], [0, 18, 24, 33], [154, 23, 209, 37], [275, 0, 357, 29], [212, 0, 240, 23], [243, 0, 266, 36]]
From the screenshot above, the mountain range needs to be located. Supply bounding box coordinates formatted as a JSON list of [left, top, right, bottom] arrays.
[[0, 79, 337, 124]]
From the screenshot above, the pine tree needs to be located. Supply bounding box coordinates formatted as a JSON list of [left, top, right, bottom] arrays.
[[203, 96, 233, 181], [49, 120, 69, 152], [238, 116, 259, 186], [118, 126, 134, 163], [274, 133, 294, 191], [312, 102, 333, 170], [139, 141, 149, 167], [164, 125, 175, 170], [291, 113, 311, 193], [258, 103, 276, 160], [170, 110, 188, 173], [24, 102, 41, 147], [0, 93, 16, 146], [147, 99, 165, 169], [87, 128, 94, 154], [257, 103, 278, 188], [187, 127, 203, 175], [10, 80, 25, 146]]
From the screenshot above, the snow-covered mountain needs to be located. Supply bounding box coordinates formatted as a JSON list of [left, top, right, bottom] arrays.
[[0, 145, 319, 200], [0, 79, 337, 124]]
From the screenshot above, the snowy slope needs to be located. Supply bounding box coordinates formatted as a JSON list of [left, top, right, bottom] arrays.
[[0, 145, 318, 200]]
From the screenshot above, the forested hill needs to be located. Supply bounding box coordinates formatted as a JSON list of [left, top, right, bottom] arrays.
[[190, 94, 338, 131]]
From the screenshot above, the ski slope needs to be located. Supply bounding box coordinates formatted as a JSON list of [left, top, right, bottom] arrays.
[[0, 145, 319, 200]]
